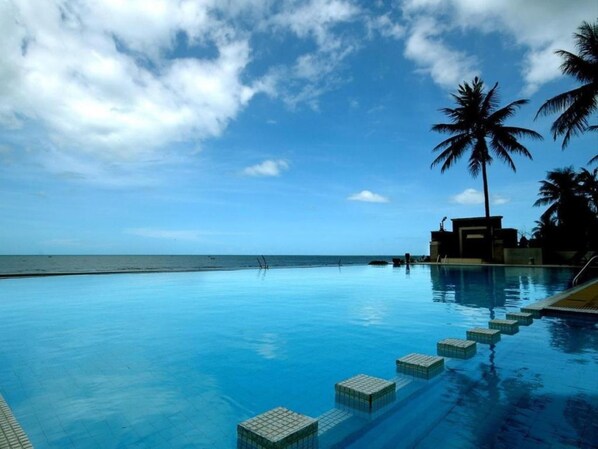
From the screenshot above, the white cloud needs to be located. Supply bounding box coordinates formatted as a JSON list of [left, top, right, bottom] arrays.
[[451, 188, 484, 204], [264, 0, 361, 109], [451, 188, 510, 205], [270, 0, 360, 51], [401, 0, 596, 92], [4, 0, 591, 188], [0, 0, 256, 166], [492, 195, 510, 205], [243, 159, 289, 177], [403, 17, 479, 89], [348, 190, 389, 203], [521, 45, 562, 96], [367, 14, 405, 40], [0, 0, 372, 183]]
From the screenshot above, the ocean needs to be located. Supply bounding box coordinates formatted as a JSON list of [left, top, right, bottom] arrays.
[[0, 255, 410, 276]]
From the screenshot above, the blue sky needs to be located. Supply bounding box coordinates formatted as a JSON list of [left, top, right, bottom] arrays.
[[0, 0, 596, 255]]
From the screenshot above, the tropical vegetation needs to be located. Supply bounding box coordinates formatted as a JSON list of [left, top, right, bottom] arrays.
[[533, 167, 598, 251], [428, 21, 598, 262], [536, 20, 598, 163], [431, 77, 542, 218]]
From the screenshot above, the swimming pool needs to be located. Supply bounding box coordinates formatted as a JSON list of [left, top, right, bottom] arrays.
[[0, 265, 596, 448]]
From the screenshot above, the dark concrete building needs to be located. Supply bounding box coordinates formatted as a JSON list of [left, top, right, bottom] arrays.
[[430, 216, 518, 263]]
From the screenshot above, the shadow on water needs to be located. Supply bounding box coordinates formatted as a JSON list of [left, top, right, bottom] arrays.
[[442, 360, 598, 448], [546, 316, 598, 354], [563, 394, 598, 445]]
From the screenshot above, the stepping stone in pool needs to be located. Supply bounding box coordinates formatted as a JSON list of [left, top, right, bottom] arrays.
[[519, 306, 542, 318], [505, 312, 534, 325], [335, 374, 396, 413], [466, 328, 501, 344], [396, 353, 444, 379], [237, 407, 318, 449], [0, 394, 34, 449], [489, 319, 519, 335], [437, 338, 477, 359]]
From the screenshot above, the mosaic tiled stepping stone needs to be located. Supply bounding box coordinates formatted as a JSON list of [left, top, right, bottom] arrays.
[[466, 327, 501, 344], [489, 319, 519, 335], [396, 353, 444, 379], [335, 374, 395, 412], [505, 312, 534, 325], [520, 306, 542, 318], [437, 338, 477, 359], [237, 407, 318, 449], [0, 394, 34, 449]]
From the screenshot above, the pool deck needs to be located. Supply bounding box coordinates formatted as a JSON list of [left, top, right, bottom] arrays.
[[0, 394, 33, 449], [522, 279, 598, 318]]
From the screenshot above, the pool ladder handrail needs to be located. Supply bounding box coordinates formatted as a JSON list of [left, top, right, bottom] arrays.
[[571, 255, 598, 287]]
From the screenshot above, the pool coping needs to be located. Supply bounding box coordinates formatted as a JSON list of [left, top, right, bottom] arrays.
[[522, 278, 598, 318]]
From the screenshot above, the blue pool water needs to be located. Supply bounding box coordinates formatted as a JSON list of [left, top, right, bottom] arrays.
[[0, 264, 596, 448]]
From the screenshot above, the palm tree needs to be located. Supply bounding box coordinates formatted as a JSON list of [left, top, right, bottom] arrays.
[[535, 21, 598, 159], [534, 167, 596, 250], [577, 167, 598, 213], [532, 215, 558, 247], [533, 167, 580, 221], [576, 167, 598, 248], [432, 77, 542, 218]]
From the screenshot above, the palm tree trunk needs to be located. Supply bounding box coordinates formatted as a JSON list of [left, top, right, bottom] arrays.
[[481, 161, 490, 219], [481, 160, 494, 261]]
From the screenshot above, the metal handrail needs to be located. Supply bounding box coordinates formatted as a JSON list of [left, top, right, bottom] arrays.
[[571, 255, 598, 286]]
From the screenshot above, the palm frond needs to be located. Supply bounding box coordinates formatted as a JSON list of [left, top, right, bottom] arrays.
[[550, 88, 596, 147], [498, 126, 543, 141], [489, 99, 528, 123], [539, 205, 558, 221], [467, 157, 482, 178], [535, 85, 589, 118], [431, 75, 540, 216], [432, 133, 470, 151], [533, 196, 553, 207], [555, 50, 596, 82], [535, 20, 598, 149], [480, 82, 499, 117], [488, 140, 519, 172], [573, 21, 598, 59], [431, 123, 467, 134], [431, 136, 471, 173], [467, 139, 491, 177]]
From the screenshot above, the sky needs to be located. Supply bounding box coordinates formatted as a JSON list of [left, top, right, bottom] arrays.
[[0, 0, 596, 256]]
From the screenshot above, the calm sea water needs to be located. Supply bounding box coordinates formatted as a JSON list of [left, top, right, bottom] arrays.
[[0, 255, 406, 275], [0, 264, 595, 449]]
